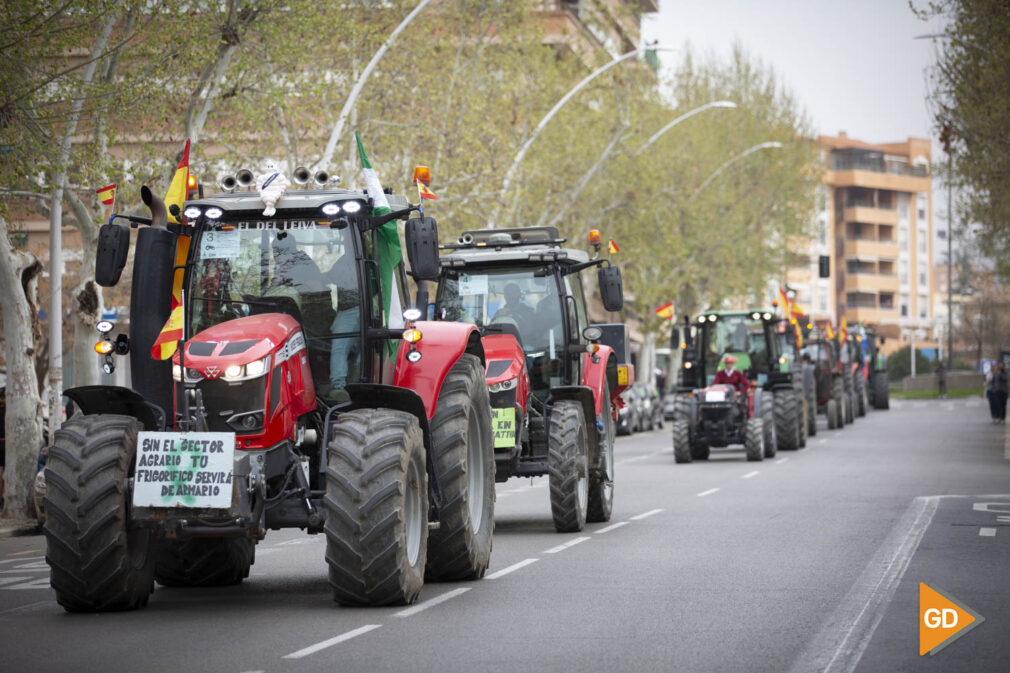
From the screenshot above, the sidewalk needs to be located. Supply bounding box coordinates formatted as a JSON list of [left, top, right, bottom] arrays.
[[0, 518, 40, 538]]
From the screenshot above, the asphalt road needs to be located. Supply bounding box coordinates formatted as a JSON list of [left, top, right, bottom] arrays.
[[1, 396, 1008, 673]]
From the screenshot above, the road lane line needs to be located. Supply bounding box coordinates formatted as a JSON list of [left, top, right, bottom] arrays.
[[775, 458, 789, 465], [595, 521, 629, 534], [818, 439, 828, 444], [543, 536, 591, 554], [0, 557, 43, 565], [979, 527, 996, 537], [742, 471, 760, 479], [790, 495, 939, 673], [283, 625, 382, 659], [697, 488, 719, 497], [395, 588, 470, 617], [485, 558, 539, 579], [630, 508, 664, 520], [7, 550, 41, 557], [0, 600, 50, 616]]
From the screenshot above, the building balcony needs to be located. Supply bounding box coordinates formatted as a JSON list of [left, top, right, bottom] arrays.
[[845, 306, 900, 324], [826, 169, 931, 193], [843, 239, 898, 259], [843, 206, 898, 226], [845, 273, 900, 293]]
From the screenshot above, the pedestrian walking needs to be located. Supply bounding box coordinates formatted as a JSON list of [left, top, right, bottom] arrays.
[[935, 360, 947, 399], [993, 362, 1009, 424]]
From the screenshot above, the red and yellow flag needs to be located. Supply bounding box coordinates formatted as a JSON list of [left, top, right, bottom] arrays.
[[417, 181, 438, 200], [825, 322, 836, 340], [778, 286, 790, 315], [151, 305, 183, 360], [96, 183, 117, 206], [839, 315, 849, 343], [165, 139, 191, 224], [793, 321, 804, 348], [608, 239, 619, 254], [654, 301, 675, 320]]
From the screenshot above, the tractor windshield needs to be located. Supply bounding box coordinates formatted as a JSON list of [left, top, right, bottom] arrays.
[[188, 221, 361, 397], [438, 265, 565, 394], [703, 315, 769, 385]]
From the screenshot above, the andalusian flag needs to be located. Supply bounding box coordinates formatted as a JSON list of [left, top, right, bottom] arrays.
[[96, 183, 117, 206], [165, 139, 191, 224], [356, 132, 403, 337], [654, 301, 675, 320], [151, 305, 183, 360], [608, 239, 619, 254]]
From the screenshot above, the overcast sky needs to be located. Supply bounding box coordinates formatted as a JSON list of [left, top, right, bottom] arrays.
[[641, 0, 947, 146]]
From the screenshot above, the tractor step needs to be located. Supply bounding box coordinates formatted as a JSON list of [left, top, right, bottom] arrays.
[[427, 521, 441, 530]]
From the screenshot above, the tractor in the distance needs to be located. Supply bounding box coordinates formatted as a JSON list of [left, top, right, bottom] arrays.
[[44, 169, 496, 612], [670, 310, 799, 463], [435, 226, 631, 532], [853, 324, 889, 410], [800, 330, 849, 430], [771, 316, 815, 441]]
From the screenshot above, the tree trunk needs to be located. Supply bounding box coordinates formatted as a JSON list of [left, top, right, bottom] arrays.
[[66, 188, 103, 388], [1, 217, 45, 521]]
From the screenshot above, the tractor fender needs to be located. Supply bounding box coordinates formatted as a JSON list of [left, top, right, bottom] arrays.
[[393, 320, 484, 419], [343, 383, 432, 451], [579, 346, 618, 417], [550, 385, 599, 450], [63, 385, 167, 431]]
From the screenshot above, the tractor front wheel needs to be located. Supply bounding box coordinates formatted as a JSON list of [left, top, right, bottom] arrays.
[[773, 389, 801, 451], [324, 409, 427, 606], [745, 418, 765, 462], [672, 420, 693, 464], [548, 401, 589, 533], [44, 414, 157, 612], [587, 381, 615, 523], [155, 538, 254, 587], [426, 354, 495, 581], [827, 399, 840, 430]]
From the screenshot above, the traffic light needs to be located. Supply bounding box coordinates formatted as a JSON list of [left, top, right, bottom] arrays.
[[818, 255, 830, 278]]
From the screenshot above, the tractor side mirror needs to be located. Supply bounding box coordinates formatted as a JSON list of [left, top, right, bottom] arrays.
[[597, 265, 623, 312], [95, 224, 131, 287], [404, 217, 440, 281], [670, 328, 680, 351]]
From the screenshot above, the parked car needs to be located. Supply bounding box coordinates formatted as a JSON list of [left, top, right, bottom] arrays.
[[617, 388, 642, 435], [634, 383, 664, 431]]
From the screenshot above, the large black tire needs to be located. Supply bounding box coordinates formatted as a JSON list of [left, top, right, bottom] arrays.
[[672, 393, 692, 424], [155, 538, 254, 587], [324, 409, 427, 606], [855, 377, 867, 417], [827, 399, 840, 430], [873, 371, 890, 410], [745, 418, 764, 462], [798, 394, 808, 448], [425, 354, 495, 581], [760, 392, 777, 458], [773, 389, 801, 451], [587, 381, 615, 523], [806, 381, 818, 437], [846, 392, 856, 424], [548, 400, 589, 533], [44, 414, 157, 612], [832, 378, 849, 426], [672, 420, 692, 464]]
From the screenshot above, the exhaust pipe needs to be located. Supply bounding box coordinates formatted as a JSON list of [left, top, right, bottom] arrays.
[[219, 174, 237, 192], [236, 169, 254, 189], [461, 233, 474, 245], [140, 185, 168, 229], [293, 166, 311, 185], [313, 170, 329, 186]]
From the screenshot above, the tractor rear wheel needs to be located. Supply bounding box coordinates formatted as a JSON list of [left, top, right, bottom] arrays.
[[827, 399, 840, 430], [324, 409, 427, 606], [44, 414, 157, 612], [832, 378, 848, 426], [855, 378, 867, 417], [548, 401, 589, 533], [806, 384, 818, 437], [773, 389, 801, 451], [873, 371, 890, 409], [587, 381, 615, 523], [798, 394, 808, 448], [760, 391, 777, 458], [745, 418, 764, 462], [155, 538, 254, 587], [672, 420, 692, 463], [426, 354, 495, 581]]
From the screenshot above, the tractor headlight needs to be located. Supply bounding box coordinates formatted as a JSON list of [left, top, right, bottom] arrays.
[[403, 328, 422, 344], [342, 200, 362, 213], [172, 364, 183, 381], [245, 358, 266, 377], [224, 364, 243, 380], [183, 206, 202, 220], [489, 377, 518, 393], [204, 207, 223, 219], [684, 361, 693, 369], [222, 356, 270, 381], [321, 202, 341, 216]]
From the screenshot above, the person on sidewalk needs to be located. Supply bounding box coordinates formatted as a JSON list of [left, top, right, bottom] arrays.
[[993, 362, 1009, 424], [935, 360, 948, 399]]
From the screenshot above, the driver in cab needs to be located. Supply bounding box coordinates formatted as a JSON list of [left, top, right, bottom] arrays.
[[714, 354, 748, 395], [494, 282, 535, 324]]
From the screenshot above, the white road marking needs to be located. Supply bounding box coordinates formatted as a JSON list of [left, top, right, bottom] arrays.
[[0, 600, 50, 616], [395, 588, 470, 617], [485, 558, 539, 579], [630, 508, 664, 520], [618, 455, 649, 465], [944, 403, 955, 411], [0, 556, 43, 565], [283, 624, 382, 659], [979, 527, 997, 537], [775, 458, 789, 465], [594, 521, 629, 534], [818, 439, 828, 445], [0, 577, 31, 587], [742, 471, 760, 479], [697, 488, 720, 497], [543, 536, 591, 554], [790, 495, 940, 673], [4, 578, 50, 590]]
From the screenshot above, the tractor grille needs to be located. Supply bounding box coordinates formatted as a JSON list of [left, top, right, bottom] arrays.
[[177, 376, 267, 433]]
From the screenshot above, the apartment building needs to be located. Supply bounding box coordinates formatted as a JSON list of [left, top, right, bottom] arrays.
[[787, 133, 935, 352]]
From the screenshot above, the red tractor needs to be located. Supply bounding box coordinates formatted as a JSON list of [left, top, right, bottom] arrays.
[[43, 171, 495, 611], [434, 227, 632, 531]]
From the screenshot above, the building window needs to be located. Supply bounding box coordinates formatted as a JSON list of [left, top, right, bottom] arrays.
[[819, 290, 828, 312], [918, 228, 928, 255], [899, 260, 908, 285], [919, 270, 927, 286], [917, 194, 927, 221], [918, 294, 928, 318], [880, 293, 895, 309], [900, 293, 909, 317]]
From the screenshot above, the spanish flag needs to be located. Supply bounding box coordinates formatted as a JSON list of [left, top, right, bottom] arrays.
[[654, 301, 675, 320], [96, 183, 117, 206], [839, 315, 849, 342], [151, 305, 183, 360], [165, 139, 191, 224], [417, 181, 438, 200], [793, 321, 804, 348], [608, 239, 619, 254], [825, 322, 836, 340], [778, 286, 790, 315]]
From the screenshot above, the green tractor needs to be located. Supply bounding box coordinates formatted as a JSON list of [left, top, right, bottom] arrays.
[[855, 325, 889, 410]]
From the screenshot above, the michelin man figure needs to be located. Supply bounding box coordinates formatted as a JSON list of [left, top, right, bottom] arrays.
[[257, 161, 289, 216]]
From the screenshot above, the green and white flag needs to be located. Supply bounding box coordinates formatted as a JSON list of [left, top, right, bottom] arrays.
[[356, 132, 404, 336]]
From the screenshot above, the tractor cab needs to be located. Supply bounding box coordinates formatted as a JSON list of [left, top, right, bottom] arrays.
[[678, 310, 781, 390]]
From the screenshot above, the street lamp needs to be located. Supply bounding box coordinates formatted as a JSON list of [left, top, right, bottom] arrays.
[[693, 141, 783, 196], [491, 44, 674, 226], [636, 101, 737, 154]]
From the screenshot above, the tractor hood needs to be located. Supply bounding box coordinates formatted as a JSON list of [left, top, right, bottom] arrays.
[[481, 334, 525, 385], [172, 313, 302, 378]]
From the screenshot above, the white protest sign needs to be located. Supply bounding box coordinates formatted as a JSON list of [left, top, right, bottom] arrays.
[[458, 273, 488, 296], [133, 431, 236, 509], [199, 229, 241, 259]]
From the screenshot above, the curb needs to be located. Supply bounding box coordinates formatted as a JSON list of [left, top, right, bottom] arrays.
[[0, 520, 41, 539]]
